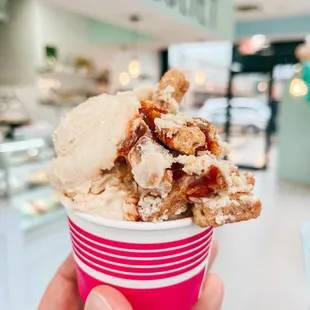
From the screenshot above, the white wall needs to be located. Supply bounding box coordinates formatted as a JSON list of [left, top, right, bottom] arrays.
[[34, 2, 93, 66], [0, 0, 37, 84]]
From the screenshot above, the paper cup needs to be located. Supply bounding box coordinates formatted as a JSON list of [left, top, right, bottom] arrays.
[[67, 209, 213, 310]]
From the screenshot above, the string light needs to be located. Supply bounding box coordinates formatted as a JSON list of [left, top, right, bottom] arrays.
[[290, 78, 308, 97], [257, 81, 267, 92], [128, 59, 140, 79], [119, 72, 130, 86], [195, 72, 206, 86], [128, 15, 141, 79]]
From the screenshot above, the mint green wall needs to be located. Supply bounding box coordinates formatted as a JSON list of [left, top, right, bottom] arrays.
[[141, 0, 234, 40], [88, 0, 234, 45], [88, 19, 155, 45], [277, 81, 310, 186], [235, 15, 310, 39]]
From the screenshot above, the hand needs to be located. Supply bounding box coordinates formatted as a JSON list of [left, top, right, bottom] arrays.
[[38, 241, 223, 310]]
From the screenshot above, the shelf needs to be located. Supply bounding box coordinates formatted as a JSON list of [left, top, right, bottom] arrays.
[[0, 138, 46, 153], [21, 207, 66, 232], [12, 185, 53, 207], [37, 68, 99, 80], [39, 98, 80, 108]]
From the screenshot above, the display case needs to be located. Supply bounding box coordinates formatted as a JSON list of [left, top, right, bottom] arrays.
[[0, 138, 71, 310], [0, 137, 66, 230]]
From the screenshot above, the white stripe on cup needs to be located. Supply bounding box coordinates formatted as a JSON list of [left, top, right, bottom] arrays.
[[69, 223, 213, 254], [70, 232, 212, 261], [74, 253, 209, 289], [74, 245, 209, 276], [71, 237, 211, 269]]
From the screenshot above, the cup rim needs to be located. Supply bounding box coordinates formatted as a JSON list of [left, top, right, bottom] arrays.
[[69, 209, 195, 231]]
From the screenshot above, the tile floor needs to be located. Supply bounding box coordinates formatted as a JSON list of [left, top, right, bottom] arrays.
[[212, 169, 310, 310]]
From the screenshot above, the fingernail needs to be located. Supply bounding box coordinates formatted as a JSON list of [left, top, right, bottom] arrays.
[[85, 291, 113, 310]]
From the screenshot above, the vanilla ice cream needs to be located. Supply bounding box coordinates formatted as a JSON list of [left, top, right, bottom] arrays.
[[48, 92, 144, 220]]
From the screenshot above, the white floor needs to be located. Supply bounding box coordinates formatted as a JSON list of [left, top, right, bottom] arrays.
[[212, 169, 310, 310]]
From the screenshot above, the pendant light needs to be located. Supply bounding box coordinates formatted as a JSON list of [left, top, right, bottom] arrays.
[[128, 15, 141, 79], [290, 78, 308, 97]]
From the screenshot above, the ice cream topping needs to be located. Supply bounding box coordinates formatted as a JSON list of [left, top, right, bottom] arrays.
[[48, 69, 261, 227]]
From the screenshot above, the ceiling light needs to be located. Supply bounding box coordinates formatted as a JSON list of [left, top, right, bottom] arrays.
[[128, 59, 140, 79], [128, 15, 141, 79], [290, 78, 308, 97], [195, 72, 206, 86], [119, 72, 130, 86]]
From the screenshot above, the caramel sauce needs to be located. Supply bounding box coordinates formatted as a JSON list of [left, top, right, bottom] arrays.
[[169, 162, 185, 182], [194, 119, 221, 156], [187, 165, 222, 198], [139, 102, 167, 133], [117, 120, 147, 156], [208, 140, 221, 156]]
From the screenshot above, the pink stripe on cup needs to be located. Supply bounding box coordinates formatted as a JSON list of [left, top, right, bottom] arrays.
[[68, 217, 212, 250], [72, 237, 211, 272], [73, 247, 210, 281], [69, 224, 212, 258], [76, 263, 205, 310], [71, 235, 211, 267]]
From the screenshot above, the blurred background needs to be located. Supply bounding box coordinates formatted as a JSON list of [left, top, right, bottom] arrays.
[[0, 0, 310, 309]]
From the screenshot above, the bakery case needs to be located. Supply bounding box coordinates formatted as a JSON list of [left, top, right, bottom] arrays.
[[0, 137, 71, 310]]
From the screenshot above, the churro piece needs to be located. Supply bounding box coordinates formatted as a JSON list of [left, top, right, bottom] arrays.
[[229, 169, 255, 194], [155, 114, 206, 155], [193, 117, 228, 157], [192, 192, 262, 227], [127, 133, 173, 191], [124, 191, 141, 222], [117, 116, 148, 156], [153, 69, 190, 114], [138, 176, 190, 222], [139, 163, 229, 222], [140, 157, 257, 223], [140, 101, 205, 155]]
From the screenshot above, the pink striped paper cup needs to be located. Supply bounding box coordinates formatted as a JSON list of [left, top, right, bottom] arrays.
[[67, 209, 213, 310]]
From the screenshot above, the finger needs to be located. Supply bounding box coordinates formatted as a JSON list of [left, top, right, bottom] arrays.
[[207, 239, 218, 273], [193, 274, 224, 310], [85, 286, 133, 310], [57, 254, 78, 281], [38, 254, 83, 310]]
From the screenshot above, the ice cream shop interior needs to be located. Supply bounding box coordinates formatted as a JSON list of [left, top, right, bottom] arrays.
[[1, 0, 310, 309]]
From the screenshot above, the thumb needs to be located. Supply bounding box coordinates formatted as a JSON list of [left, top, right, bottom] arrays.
[[84, 285, 132, 310]]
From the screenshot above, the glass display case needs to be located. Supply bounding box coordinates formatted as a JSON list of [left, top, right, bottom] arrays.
[[0, 139, 70, 310], [0, 91, 30, 140], [0, 137, 65, 231]]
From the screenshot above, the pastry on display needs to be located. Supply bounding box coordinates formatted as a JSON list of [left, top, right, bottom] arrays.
[[27, 169, 49, 186], [21, 194, 61, 217], [48, 69, 261, 228]]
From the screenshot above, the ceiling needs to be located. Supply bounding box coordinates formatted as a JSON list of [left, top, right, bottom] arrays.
[[235, 0, 310, 20], [43, 0, 219, 48], [43, 0, 310, 47]]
